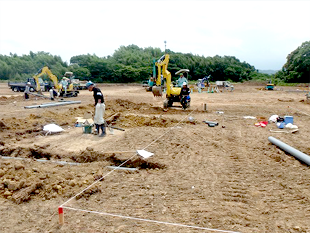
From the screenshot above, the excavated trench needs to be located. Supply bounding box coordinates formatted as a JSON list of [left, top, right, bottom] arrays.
[[0, 98, 199, 143], [0, 145, 165, 170], [0, 145, 166, 203], [0, 98, 196, 203]]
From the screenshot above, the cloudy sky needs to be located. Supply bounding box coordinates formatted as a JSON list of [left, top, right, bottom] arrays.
[[0, 0, 309, 70]]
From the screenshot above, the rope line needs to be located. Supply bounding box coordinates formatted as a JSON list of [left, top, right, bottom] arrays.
[[289, 106, 310, 117], [60, 152, 138, 206], [60, 108, 196, 207], [62, 206, 241, 233], [141, 108, 196, 150]]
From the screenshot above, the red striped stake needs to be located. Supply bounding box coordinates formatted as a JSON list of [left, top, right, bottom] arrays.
[[58, 207, 64, 225]]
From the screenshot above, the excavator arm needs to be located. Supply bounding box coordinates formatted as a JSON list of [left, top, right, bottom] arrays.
[[152, 54, 180, 97], [32, 66, 78, 97], [33, 66, 60, 92], [33, 68, 43, 92]]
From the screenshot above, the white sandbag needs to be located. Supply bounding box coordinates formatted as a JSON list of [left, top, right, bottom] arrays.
[[285, 123, 298, 129], [43, 124, 64, 133]]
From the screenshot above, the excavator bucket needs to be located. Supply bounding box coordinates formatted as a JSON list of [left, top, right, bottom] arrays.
[[152, 86, 162, 97]]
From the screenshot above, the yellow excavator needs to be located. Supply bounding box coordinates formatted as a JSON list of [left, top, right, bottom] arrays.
[[33, 66, 79, 97], [152, 54, 190, 108]]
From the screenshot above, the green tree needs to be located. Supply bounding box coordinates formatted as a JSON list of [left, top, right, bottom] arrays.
[[281, 41, 310, 83], [73, 67, 91, 80]]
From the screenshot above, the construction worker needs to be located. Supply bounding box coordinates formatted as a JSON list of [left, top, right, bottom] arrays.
[[24, 82, 31, 100], [94, 98, 106, 137], [180, 82, 190, 108], [49, 86, 58, 101], [86, 81, 106, 136], [203, 75, 210, 87], [177, 73, 188, 87], [86, 81, 104, 106], [148, 77, 154, 87], [60, 78, 68, 95]]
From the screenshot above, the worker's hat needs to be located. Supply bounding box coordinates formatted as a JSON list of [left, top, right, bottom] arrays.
[[27, 82, 31, 85], [179, 73, 183, 76], [86, 81, 94, 88], [182, 82, 187, 86]]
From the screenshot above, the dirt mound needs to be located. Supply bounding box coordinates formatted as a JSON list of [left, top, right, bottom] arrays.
[[71, 147, 108, 163], [0, 155, 100, 202], [0, 97, 196, 143], [0, 144, 60, 160], [0, 95, 24, 104], [0, 121, 8, 132], [0, 100, 163, 142], [0, 144, 165, 203], [0, 96, 8, 105], [71, 147, 165, 169], [116, 114, 180, 128], [115, 99, 150, 110], [0, 158, 97, 203]]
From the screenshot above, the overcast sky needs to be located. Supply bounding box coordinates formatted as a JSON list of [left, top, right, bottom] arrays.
[[0, 0, 309, 70]]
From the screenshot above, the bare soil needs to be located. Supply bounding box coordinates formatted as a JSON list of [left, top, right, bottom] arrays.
[[1, 83, 310, 232]]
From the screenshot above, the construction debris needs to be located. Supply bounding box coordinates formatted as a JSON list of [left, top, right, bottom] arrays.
[[136, 150, 154, 159], [203, 121, 219, 127]]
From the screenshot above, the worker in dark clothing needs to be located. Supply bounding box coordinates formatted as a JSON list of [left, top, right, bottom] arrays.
[[24, 82, 31, 100], [86, 81, 106, 136], [49, 86, 58, 101], [86, 81, 104, 106], [180, 82, 190, 96], [180, 82, 190, 109]]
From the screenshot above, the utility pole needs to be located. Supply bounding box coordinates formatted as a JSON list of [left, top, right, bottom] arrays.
[[164, 41, 167, 53]]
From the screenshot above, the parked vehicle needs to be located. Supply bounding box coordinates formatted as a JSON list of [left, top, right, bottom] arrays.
[[8, 78, 46, 92], [265, 80, 274, 90], [216, 81, 234, 91]]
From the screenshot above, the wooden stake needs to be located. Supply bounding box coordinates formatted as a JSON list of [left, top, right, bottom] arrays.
[[203, 103, 207, 111], [58, 207, 64, 225]]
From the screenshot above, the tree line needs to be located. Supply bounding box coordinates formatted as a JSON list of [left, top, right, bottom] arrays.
[[275, 41, 310, 83], [1, 42, 309, 84], [70, 45, 257, 83]]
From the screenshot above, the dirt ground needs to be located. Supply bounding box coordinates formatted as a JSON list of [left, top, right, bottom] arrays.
[[1, 82, 310, 233]]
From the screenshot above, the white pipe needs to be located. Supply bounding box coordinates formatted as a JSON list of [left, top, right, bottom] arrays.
[[268, 136, 310, 165], [106, 166, 138, 171], [24, 101, 81, 109], [1, 156, 80, 166]]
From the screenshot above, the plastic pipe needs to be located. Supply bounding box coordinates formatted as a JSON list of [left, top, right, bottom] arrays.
[[106, 166, 138, 171], [1, 156, 80, 166], [268, 136, 310, 165], [24, 101, 81, 109]]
